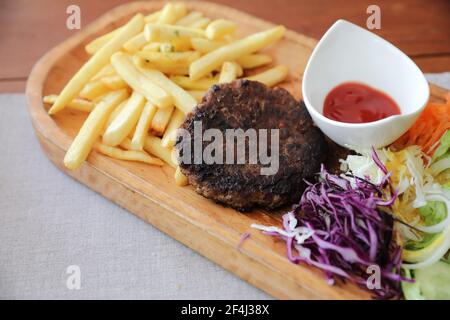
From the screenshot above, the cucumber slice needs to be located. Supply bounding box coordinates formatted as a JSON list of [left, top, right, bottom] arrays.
[[415, 261, 450, 300]]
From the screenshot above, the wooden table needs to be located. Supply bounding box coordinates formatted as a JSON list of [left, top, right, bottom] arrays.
[[1, 0, 449, 92]]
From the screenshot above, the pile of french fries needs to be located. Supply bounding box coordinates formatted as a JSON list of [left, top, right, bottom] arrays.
[[44, 2, 287, 186]]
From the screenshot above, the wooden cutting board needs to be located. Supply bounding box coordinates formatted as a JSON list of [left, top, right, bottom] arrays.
[[26, 0, 448, 300]]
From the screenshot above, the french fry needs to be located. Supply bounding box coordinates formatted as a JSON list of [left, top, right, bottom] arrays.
[[64, 89, 129, 170], [49, 14, 144, 115], [190, 38, 227, 53], [43, 95, 95, 113], [138, 61, 189, 76], [144, 10, 162, 23], [151, 105, 175, 135], [107, 98, 129, 127], [131, 102, 157, 150], [142, 42, 162, 52], [100, 74, 129, 90], [176, 11, 203, 26], [189, 25, 285, 81], [135, 66, 197, 114], [174, 166, 189, 186], [157, 2, 187, 24], [206, 19, 236, 40], [159, 42, 175, 53], [85, 7, 160, 55], [188, 18, 211, 30], [84, 30, 119, 55], [144, 135, 177, 167], [111, 52, 172, 108], [170, 75, 218, 91], [218, 61, 243, 83], [144, 38, 193, 52], [68, 99, 96, 113], [171, 148, 179, 166], [187, 90, 205, 102], [237, 53, 272, 69], [95, 142, 163, 166], [103, 91, 146, 146], [123, 32, 147, 53], [79, 81, 110, 100], [145, 24, 205, 42], [246, 65, 288, 87], [91, 64, 116, 81], [136, 51, 200, 68], [168, 36, 192, 51], [134, 55, 189, 75], [161, 109, 185, 148]]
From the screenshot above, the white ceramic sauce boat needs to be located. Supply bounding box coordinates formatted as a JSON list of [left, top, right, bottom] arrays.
[[302, 19, 429, 149]]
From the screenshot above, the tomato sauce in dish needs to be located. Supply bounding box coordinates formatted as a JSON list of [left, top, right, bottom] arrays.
[[323, 82, 401, 124]]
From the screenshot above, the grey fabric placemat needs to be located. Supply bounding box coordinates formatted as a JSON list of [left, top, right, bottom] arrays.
[[0, 73, 448, 300]]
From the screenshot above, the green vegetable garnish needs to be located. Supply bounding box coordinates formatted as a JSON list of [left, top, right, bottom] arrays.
[[432, 130, 450, 162], [419, 201, 447, 226]]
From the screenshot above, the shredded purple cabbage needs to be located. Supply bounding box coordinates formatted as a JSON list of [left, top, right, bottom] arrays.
[[256, 150, 411, 299]]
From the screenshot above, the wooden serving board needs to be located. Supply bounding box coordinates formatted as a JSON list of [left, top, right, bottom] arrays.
[[26, 1, 448, 300]]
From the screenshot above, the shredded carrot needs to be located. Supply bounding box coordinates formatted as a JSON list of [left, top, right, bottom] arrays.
[[392, 93, 450, 155]]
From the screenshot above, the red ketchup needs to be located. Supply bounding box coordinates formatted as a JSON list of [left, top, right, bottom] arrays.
[[323, 82, 401, 123]]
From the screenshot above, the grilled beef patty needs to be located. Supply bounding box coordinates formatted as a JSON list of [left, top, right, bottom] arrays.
[[175, 80, 328, 211]]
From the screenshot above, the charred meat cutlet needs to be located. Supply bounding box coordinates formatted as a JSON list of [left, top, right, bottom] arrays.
[[175, 80, 328, 211]]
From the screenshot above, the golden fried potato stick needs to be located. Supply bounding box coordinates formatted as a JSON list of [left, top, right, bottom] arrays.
[[176, 11, 203, 26], [134, 55, 189, 76], [100, 74, 129, 90], [79, 81, 110, 100], [130, 102, 157, 151], [142, 42, 162, 52], [144, 136, 177, 168], [144, 10, 162, 23], [85, 10, 161, 55], [161, 109, 185, 148], [123, 32, 147, 53], [190, 38, 228, 53], [49, 14, 144, 115], [95, 142, 163, 166], [106, 98, 129, 127], [174, 166, 189, 186], [43, 95, 95, 113], [64, 89, 129, 170], [111, 52, 173, 108], [136, 51, 201, 68], [246, 65, 288, 87], [151, 105, 175, 135], [103, 91, 146, 146], [187, 90, 206, 102], [145, 24, 206, 42], [188, 18, 211, 30], [237, 54, 272, 69], [170, 75, 218, 91], [189, 25, 285, 81], [218, 61, 243, 83], [85, 30, 118, 55], [85, 9, 162, 55], [157, 2, 187, 24], [206, 19, 236, 40], [91, 64, 116, 81], [135, 67, 197, 114]]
